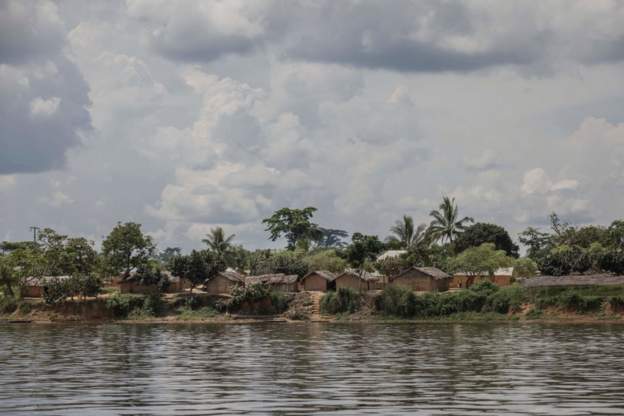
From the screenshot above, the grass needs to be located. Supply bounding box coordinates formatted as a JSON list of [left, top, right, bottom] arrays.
[[176, 306, 218, 320]]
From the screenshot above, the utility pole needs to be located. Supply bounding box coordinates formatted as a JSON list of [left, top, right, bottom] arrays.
[[29, 226, 40, 243]]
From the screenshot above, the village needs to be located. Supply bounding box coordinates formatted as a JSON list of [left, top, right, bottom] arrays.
[[3, 199, 624, 322]]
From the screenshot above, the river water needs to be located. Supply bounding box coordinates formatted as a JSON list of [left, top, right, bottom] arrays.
[[1, 322, 624, 415]]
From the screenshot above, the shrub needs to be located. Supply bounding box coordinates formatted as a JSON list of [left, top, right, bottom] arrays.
[[470, 281, 499, 297], [17, 302, 32, 315], [320, 288, 362, 314], [438, 290, 486, 315], [141, 294, 165, 316], [376, 285, 418, 317], [0, 296, 17, 314], [42, 278, 73, 305], [177, 306, 217, 320], [105, 293, 144, 318], [483, 286, 525, 314], [608, 295, 624, 311], [229, 283, 290, 315]]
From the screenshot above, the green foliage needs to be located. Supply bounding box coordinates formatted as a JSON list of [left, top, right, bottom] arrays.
[[303, 250, 347, 273], [102, 222, 155, 275], [343, 232, 385, 269], [449, 243, 513, 277], [171, 249, 225, 291], [320, 288, 362, 314], [105, 292, 144, 318], [0, 295, 18, 314], [315, 228, 349, 248], [176, 306, 218, 320], [202, 227, 235, 259], [229, 283, 290, 315], [262, 207, 321, 250], [454, 223, 519, 257], [428, 196, 473, 244], [251, 250, 309, 277], [483, 286, 525, 314], [386, 216, 428, 250], [140, 293, 165, 316], [42, 277, 73, 305], [513, 257, 539, 278], [375, 285, 418, 317], [374, 256, 409, 277]]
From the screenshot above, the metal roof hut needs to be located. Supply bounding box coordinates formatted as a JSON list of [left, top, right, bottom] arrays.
[[300, 270, 337, 292], [389, 266, 451, 292], [204, 269, 246, 295], [245, 273, 299, 292]]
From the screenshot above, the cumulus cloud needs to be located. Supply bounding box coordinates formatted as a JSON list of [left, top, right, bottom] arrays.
[[131, 1, 624, 73], [0, 0, 91, 174]]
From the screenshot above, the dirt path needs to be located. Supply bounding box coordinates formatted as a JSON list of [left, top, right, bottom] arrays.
[[309, 291, 324, 321]]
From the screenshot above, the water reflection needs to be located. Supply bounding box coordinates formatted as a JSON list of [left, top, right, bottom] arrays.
[[1, 323, 624, 415]]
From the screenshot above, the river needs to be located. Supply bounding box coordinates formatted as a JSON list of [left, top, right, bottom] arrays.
[[1, 322, 624, 415]]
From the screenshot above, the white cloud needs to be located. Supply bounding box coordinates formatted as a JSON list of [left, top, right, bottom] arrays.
[[39, 190, 74, 208], [30, 96, 61, 117]]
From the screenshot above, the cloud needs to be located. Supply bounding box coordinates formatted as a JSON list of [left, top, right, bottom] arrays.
[[0, 1, 91, 174], [131, 1, 624, 73]]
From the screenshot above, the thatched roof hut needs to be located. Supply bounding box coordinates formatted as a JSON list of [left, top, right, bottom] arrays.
[[300, 270, 337, 292], [335, 270, 384, 291], [245, 273, 299, 292], [389, 266, 451, 292]]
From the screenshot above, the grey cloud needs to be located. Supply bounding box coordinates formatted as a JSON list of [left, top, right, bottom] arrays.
[[0, 1, 91, 174]]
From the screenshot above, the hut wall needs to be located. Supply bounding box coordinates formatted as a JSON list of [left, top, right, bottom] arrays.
[[493, 275, 513, 287], [390, 274, 433, 291], [21, 286, 42, 298], [302, 274, 328, 292], [335, 275, 367, 291], [204, 275, 238, 295]]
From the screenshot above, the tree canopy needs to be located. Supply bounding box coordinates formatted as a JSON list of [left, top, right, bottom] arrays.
[[429, 196, 473, 244], [262, 207, 321, 250], [454, 222, 519, 257], [102, 222, 155, 276]]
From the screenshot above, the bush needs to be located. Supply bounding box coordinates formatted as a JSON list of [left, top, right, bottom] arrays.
[[376, 286, 418, 317], [320, 288, 362, 314], [105, 293, 144, 318], [470, 281, 499, 297], [557, 292, 602, 313], [0, 296, 17, 314], [438, 290, 486, 315], [608, 295, 624, 311], [229, 283, 290, 315], [483, 286, 525, 314], [141, 294, 165, 316], [42, 278, 73, 305]]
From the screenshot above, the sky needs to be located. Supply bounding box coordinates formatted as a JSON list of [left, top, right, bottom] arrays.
[[2, 0, 624, 252]]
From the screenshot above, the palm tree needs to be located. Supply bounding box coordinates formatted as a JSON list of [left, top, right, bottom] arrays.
[[202, 227, 235, 258], [387, 215, 428, 249], [429, 196, 473, 244]]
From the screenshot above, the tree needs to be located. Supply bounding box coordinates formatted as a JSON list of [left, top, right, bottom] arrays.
[[262, 207, 321, 250], [429, 196, 473, 244], [0, 255, 18, 298], [449, 243, 513, 277], [608, 220, 624, 250], [343, 233, 385, 271], [64, 237, 98, 275], [102, 222, 155, 276], [171, 250, 225, 293], [158, 247, 181, 267], [252, 251, 309, 277], [387, 215, 428, 250], [512, 258, 539, 278], [315, 228, 349, 248], [518, 226, 552, 259], [454, 223, 519, 257], [303, 250, 347, 273], [202, 227, 235, 259]]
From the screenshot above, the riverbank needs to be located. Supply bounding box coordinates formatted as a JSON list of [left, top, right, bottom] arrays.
[[4, 283, 624, 325]]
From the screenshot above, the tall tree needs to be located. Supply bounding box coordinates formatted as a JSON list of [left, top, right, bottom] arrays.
[[262, 207, 321, 250], [428, 196, 473, 244], [202, 227, 235, 259], [454, 223, 519, 257], [343, 233, 385, 271], [102, 222, 155, 276], [387, 215, 428, 250], [315, 227, 349, 248], [171, 250, 225, 293]]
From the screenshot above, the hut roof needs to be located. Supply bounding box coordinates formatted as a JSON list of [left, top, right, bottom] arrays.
[[246, 273, 298, 285], [522, 274, 624, 288], [377, 250, 407, 261], [302, 270, 337, 282], [337, 270, 383, 282], [393, 266, 450, 280], [454, 267, 514, 277], [218, 269, 246, 282], [23, 275, 71, 286]]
